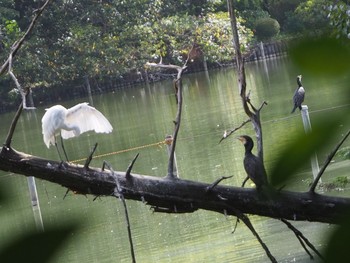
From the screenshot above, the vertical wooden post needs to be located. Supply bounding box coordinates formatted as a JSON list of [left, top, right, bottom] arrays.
[[165, 135, 179, 178], [301, 105, 321, 181], [27, 176, 44, 232], [260, 41, 266, 60]]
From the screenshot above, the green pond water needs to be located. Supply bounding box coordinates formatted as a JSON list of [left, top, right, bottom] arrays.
[[0, 56, 349, 262]]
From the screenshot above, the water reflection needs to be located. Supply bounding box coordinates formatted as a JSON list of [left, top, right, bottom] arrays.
[[0, 56, 349, 262]]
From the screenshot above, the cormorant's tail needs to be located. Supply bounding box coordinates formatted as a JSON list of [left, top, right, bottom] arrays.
[[291, 106, 297, 114]]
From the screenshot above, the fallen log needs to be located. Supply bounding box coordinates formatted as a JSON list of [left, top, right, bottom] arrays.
[[1, 146, 350, 224]]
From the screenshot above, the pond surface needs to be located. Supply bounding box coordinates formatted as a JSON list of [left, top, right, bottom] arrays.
[[0, 56, 349, 262]]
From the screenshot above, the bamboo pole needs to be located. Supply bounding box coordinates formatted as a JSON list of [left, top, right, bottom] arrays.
[[27, 176, 44, 232]]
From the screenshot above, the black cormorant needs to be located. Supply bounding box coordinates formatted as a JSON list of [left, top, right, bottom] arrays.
[[291, 75, 305, 113], [238, 135, 268, 190]]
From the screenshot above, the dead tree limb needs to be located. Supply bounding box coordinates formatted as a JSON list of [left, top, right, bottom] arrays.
[[280, 219, 324, 261], [238, 212, 277, 262], [1, 147, 350, 224], [146, 46, 193, 179], [227, 0, 265, 160], [2, 102, 23, 149], [8, 52, 36, 109], [103, 161, 136, 263]]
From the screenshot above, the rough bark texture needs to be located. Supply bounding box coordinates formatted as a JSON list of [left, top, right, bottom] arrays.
[[1, 147, 350, 224]]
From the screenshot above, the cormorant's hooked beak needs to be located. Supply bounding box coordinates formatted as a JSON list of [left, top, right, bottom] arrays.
[[237, 136, 246, 144]]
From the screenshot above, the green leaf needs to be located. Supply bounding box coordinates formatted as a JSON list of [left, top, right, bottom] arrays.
[[325, 213, 350, 263], [0, 224, 78, 263], [289, 37, 350, 77], [269, 114, 344, 187]]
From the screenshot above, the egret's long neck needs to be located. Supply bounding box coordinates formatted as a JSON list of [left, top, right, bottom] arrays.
[[62, 123, 80, 136]]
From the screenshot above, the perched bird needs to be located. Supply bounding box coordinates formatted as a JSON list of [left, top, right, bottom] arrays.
[[42, 102, 113, 161], [238, 135, 268, 190], [291, 75, 305, 113]]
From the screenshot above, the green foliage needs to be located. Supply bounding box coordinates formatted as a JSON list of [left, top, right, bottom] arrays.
[[0, 184, 79, 263], [283, 0, 329, 34], [324, 214, 350, 262], [254, 17, 280, 41], [0, 1, 253, 90], [269, 116, 343, 187], [0, 224, 78, 263], [332, 176, 348, 188], [335, 147, 350, 160], [289, 37, 350, 77], [265, 0, 304, 29], [326, 1, 350, 39]]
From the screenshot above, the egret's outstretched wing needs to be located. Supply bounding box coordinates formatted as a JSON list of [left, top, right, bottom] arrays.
[[61, 103, 113, 139]]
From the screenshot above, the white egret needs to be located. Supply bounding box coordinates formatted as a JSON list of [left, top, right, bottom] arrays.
[[41, 102, 113, 161]]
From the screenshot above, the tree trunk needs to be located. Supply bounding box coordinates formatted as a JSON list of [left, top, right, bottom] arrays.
[[1, 147, 349, 224]]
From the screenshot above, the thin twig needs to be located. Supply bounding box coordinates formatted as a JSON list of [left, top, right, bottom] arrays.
[[206, 176, 233, 192], [2, 102, 23, 149], [84, 143, 98, 169], [8, 53, 35, 109], [225, 203, 277, 263], [280, 218, 324, 261], [241, 176, 249, 188], [126, 153, 139, 178], [309, 129, 350, 193], [240, 214, 277, 262], [231, 217, 240, 234], [103, 161, 136, 263], [219, 119, 251, 143]]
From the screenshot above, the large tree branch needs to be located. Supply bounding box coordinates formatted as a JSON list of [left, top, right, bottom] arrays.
[[1, 147, 349, 225]]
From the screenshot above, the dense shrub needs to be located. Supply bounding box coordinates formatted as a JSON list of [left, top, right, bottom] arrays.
[[254, 18, 280, 41]]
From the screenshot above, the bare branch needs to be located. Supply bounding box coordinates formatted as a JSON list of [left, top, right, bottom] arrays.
[[241, 215, 277, 263], [84, 143, 98, 170], [225, 204, 277, 263], [280, 219, 324, 261], [241, 176, 249, 188], [227, 1, 266, 160], [103, 161, 136, 263], [146, 45, 194, 179], [219, 119, 251, 143], [309, 129, 350, 193], [206, 176, 233, 192], [2, 102, 23, 149], [8, 52, 36, 109], [126, 153, 140, 178]]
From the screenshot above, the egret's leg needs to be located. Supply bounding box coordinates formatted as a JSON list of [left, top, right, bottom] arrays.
[[54, 140, 64, 161], [60, 135, 69, 162]]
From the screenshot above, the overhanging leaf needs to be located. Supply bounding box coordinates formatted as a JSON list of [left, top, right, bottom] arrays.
[[269, 115, 344, 187], [289, 37, 350, 77], [0, 223, 78, 263], [324, 213, 350, 263]]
